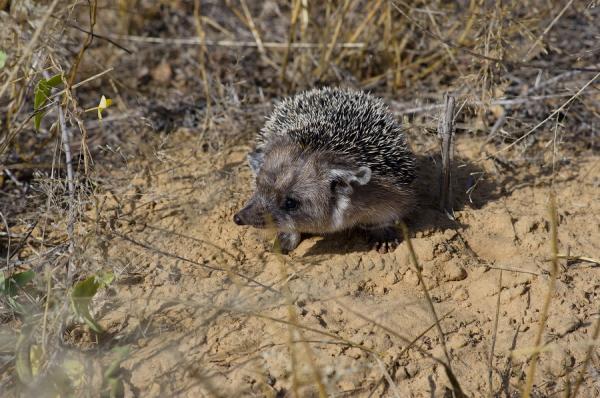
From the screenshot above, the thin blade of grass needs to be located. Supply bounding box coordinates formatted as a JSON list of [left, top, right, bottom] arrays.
[[521, 193, 560, 398], [488, 270, 503, 397]]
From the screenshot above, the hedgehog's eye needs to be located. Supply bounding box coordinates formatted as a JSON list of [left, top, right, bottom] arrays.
[[283, 197, 299, 211]]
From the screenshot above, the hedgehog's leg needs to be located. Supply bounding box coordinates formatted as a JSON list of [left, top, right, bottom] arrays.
[[276, 231, 301, 254], [364, 225, 400, 254]]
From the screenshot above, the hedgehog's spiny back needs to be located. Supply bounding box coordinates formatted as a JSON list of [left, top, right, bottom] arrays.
[[257, 87, 415, 186]]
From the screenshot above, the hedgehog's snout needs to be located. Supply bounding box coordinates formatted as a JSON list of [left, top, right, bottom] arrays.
[[234, 199, 268, 228], [233, 206, 259, 227], [233, 213, 244, 225]]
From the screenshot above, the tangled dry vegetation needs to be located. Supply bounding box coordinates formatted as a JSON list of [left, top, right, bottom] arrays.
[[1, 1, 599, 397]]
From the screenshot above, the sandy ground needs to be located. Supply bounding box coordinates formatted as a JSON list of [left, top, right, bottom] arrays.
[[79, 127, 600, 397]]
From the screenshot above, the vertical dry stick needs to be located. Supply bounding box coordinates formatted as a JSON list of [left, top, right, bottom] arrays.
[[333, 0, 383, 65], [239, 0, 277, 69], [488, 270, 503, 397], [298, 0, 309, 81], [383, 1, 396, 91], [383, 0, 392, 55], [522, 193, 560, 398], [58, 107, 74, 197], [41, 66, 75, 279], [193, 0, 212, 132], [57, 103, 75, 280], [67, 0, 97, 87], [438, 93, 456, 216], [280, 0, 302, 85], [424, 6, 458, 69], [300, 0, 309, 36], [62, 0, 94, 176], [456, 0, 476, 45], [316, 0, 353, 79], [239, 0, 265, 55]]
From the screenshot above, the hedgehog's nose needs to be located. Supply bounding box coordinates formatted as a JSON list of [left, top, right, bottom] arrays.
[[233, 213, 245, 225]]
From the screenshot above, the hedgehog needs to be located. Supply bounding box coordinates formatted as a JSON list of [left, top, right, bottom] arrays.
[[233, 87, 416, 253]]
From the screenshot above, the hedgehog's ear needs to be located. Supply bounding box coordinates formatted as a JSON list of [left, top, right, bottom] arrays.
[[330, 166, 372, 187], [247, 149, 265, 176]]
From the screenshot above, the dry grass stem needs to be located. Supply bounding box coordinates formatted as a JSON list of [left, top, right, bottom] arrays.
[[375, 357, 401, 398], [279, 0, 302, 85], [239, 0, 277, 69], [101, 34, 366, 49], [556, 255, 600, 266], [193, 0, 212, 131], [67, 0, 98, 87], [488, 270, 503, 397], [56, 101, 74, 278], [521, 194, 560, 398], [316, 0, 353, 78], [400, 223, 453, 367]]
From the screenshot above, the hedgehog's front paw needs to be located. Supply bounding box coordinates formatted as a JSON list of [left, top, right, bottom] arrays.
[[367, 226, 400, 254], [275, 231, 301, 254]]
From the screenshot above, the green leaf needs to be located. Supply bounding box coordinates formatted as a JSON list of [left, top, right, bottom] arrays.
[[102, 346, 129, 398], [15, 341, 33, 383], [15, 324, 35, 384], [0, 270, 35, 298], [7, 296, 27, 315], [104, 346, 130, 379], [34, 84, 51, 130], [71, 275, 105, 333], [0, 50, 6, 69], [46, 74, 63, 87], [98, 272, 115, 288], [30, 344, 43, 377], [33, 74, 62, 130], [107, 377, 124, 398]]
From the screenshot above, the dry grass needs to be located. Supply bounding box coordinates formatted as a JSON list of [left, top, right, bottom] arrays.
[[1, 0, 599, 396]]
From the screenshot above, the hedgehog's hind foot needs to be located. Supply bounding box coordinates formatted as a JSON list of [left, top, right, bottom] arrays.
[[366, 226, 400, 254], [275, 231, 301, 254]]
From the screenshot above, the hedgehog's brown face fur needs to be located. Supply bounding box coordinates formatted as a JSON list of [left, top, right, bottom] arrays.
[[234, 142, 372, 234]]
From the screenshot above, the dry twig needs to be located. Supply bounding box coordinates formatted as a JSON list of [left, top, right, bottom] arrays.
[[438, 93, 456, 216]]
